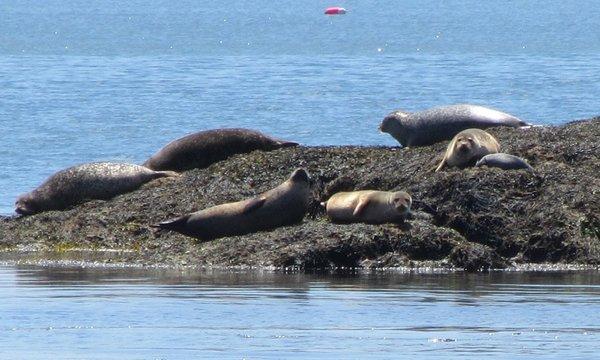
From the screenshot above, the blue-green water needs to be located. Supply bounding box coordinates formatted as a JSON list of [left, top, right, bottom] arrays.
[[1, 266, 599, 359], [2, 0, 600, 214]]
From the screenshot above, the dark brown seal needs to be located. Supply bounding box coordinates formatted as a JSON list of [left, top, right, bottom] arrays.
[[435, 129, 500, 172], [475, 153, 534, 171], [321, 190, 412, 224], [143, 128, 299, 171], [153, 168, 311, 240], [15, 162, 179, 215], [380, 104, 529, 147]]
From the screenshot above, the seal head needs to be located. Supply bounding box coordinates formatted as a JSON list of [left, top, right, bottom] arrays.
[[379, 110, 411, 146], [390, 191, 412, 215], [15, 193, 42, 215]]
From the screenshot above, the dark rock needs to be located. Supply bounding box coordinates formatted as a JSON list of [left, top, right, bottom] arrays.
[[0, 118, 599, 272]]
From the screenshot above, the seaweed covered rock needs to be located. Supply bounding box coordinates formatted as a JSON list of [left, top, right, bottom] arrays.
[[0, 118, 598, 271]]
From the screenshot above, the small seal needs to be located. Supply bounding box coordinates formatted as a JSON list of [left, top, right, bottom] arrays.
[[380, 104, 528, 147], [153, 168, 311, 240], [475, 153, 534, 171], [321, 190, 412, 224], [435, 129, 500, 172], [143, 128, 299, 172], [15, 162, 179, 215]]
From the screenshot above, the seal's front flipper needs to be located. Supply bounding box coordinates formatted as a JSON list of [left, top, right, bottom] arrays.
[[434, 158, 446, 172], [353, 198, 371, 217], [242, 197, 266, 214]]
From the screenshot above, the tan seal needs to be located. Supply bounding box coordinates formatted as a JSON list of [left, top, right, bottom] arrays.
[[380, 104, 528, 147], [143, 128, 298, 172], [153, 168, 311, 240], [435, 128, 500, 172], [321, 190, 412, 224], [15, 162, 179, 215]]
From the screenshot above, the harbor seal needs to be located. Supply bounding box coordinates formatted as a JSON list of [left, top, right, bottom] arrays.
[[143, 128, 299, 172], [380, 104, 528, 147], [153, 168, 311, 240], [15, 162, 179, 215], [435, 129, 500, 172], [475, 153, 534, 171], [321, 190, 412, 224]]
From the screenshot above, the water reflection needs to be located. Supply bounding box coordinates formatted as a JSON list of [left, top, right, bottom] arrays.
[[2, 266, 599, 359]]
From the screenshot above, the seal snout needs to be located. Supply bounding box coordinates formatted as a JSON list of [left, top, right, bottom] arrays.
[[14, 199, 33, 216], [456, 137, 474, 154], [379, 114, 396, 133], [392, 192, 412, 214]]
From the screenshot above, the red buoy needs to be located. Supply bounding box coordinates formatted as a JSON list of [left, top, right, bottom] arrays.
[[324, 7, 347, 15]]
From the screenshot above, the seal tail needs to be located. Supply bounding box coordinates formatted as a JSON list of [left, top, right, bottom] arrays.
[[276, 140, 299, 148], [151, 215, 190, 233], [157, 170, 181, 178], [517, 121, 534, 128]]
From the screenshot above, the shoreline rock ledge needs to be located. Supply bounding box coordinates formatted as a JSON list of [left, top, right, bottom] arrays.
[[1, 118, 599, 272]]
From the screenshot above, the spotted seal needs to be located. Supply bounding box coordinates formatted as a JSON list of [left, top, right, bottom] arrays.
[[15, 162, 179, 215], [380, 104, 528, 147]]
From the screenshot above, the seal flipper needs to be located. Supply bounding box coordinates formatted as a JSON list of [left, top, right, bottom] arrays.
[[242, 197, 266, 214], [353, 197, 371, 217], [276, 140, 299, 148], [434, 158, 447, 172], [156, 170, 181, 178], [152, 215, 190, 233]]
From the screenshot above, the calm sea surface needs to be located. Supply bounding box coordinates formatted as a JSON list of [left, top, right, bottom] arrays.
[[2, 0, 600, 214], [1, 266, 599, 359]]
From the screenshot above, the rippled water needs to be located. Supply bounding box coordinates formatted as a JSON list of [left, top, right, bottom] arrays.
[[1, 266, 599, 359]]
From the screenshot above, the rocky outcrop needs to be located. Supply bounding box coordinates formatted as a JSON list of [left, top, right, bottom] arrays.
[[1, 118, 599, 271]]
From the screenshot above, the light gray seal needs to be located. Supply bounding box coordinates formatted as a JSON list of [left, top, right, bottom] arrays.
[[15, 162, 179, 215], [143, 128, 299, 172], [153, 168, 311, 240], [475, 153, 534, 171], [380, 104, 529, 147], [321, 190, 412, 224], [435, 129, 500, 172]]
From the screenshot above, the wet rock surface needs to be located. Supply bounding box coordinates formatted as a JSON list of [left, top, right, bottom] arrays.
[[1, 118, 599, 271]]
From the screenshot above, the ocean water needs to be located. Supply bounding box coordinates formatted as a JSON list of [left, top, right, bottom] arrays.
[[1, 266, 599, 359], [2, 3, 600, 356], [1, 0, 600, 215]]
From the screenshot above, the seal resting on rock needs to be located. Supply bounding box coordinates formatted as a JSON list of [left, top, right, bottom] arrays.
[[153, 168, 311, 240], [476, 153, 534, 171], [321, 190, 412, 224], [15, 162, 179, 215], [143, 128, 299, 172], [380, 104, 528, 147], [435, 129, 500, 172]]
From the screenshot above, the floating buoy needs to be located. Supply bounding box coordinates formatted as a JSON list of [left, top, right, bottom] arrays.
[[324, 7, 347, 15]]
